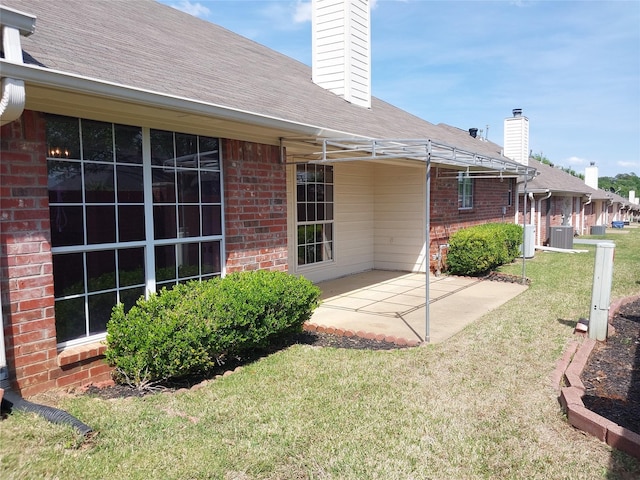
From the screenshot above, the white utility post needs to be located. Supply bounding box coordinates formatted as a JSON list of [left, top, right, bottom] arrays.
[[588, 242, 615, 341]]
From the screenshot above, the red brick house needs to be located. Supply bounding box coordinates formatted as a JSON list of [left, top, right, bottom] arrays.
[[0, 0, 535, 396]]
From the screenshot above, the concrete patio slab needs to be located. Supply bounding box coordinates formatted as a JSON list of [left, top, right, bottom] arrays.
[[308, 271, 528, 344]]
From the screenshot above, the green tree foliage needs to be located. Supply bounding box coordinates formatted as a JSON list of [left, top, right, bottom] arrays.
[[598, 173, 640, 199], [531, 152, 585, 180]]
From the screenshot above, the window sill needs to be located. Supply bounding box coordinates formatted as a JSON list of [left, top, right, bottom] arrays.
[[57, 341, 107, 367]]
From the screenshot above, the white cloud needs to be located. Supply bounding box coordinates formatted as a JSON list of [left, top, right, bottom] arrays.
[[169, 0, 211, 18], [293, 1, 312, 23], [566, 156, 588, 167]]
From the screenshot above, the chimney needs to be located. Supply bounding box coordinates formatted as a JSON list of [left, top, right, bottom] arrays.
[[312, 0, 371, 109], [468, 128, 478, 138], [584, 162, 599, 189], [503, 108, 529, 165]]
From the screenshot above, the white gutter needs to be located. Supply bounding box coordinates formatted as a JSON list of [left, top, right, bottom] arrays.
[[536, 190, 551, 245], [0, 6, 36, 126], [0, 59, 352, 140]]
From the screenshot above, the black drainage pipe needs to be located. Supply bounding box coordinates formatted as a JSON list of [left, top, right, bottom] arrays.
[[1, 389, 93, 437]]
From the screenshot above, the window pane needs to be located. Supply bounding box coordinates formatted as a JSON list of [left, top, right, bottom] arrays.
[[178, 243, 199, 278], [48, 160, 82, 203], [84, 163, 115, 203], [201, 241, 221, 274], [86, 205, 116, 244], [118, 247, 145, 287], [150, 129, 174, 166], [53, 253, 84, 297], [50, 205, 84, 247], [152, 169, 176, 203], [154, 205, 177, 239], [200, 171, 221, 203], [179, 205, 200, 238], [118, 205, 145, 242], [82, 119, 113, 162], [86, 250, 115, 292], [88, 292, 116, 335], [297, 203, 306, 222], [47, 115, 80, 160], [115, 125, 143, 164], [155, 245, 176, 282], [117, 165, 144, 203], [120, 287, 145, 312], [55, 297, 86, 343], [202, 205, 222, 236], [177, 170, 199, 203], [175, 133, 198, 166], [199, 137, 219, 169]]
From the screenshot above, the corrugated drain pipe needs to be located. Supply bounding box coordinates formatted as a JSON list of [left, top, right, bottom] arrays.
[[0, 6, 92, 437]]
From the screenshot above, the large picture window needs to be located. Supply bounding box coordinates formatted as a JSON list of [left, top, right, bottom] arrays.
[[47, 115, 223, 346], [296, 164, 334, 266], [458, 173, 473, 210]]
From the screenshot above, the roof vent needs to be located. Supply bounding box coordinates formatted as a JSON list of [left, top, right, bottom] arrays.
[[468, 128, 478, 138], [512, 108, 522, 117]]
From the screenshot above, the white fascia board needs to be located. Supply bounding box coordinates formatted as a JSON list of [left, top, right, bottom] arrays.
[[0, 60, 355, 140]]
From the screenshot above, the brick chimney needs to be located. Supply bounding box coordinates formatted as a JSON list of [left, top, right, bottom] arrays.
[[503, 108, 529, 165], [312, 0, 371, 109]]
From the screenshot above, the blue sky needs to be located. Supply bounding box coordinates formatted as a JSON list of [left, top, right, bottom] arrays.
[[160, 0, 640, 178]]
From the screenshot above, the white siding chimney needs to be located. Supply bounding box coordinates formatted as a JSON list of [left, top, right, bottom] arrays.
[[584, 162, 598, 189], [503, 108, 529, 165], [312, 0, 371, 109]]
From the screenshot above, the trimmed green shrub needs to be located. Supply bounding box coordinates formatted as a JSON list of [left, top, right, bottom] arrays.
[[105, 271, 321, 386], [446, 223, 524, 276]]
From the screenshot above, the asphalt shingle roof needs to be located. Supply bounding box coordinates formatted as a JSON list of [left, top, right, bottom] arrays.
[[3, 0, 513, 163]]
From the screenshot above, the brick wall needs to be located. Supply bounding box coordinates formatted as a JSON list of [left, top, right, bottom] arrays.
[[0, 112, 111, 396], [223, 139, 287, 272], [430, 168, 516, 271]]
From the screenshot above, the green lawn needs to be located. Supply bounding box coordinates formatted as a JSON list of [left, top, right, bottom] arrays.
[[2, 227, 639, 479]]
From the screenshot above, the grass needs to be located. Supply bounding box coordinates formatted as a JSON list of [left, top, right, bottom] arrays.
[[2, 227, 640, 479]]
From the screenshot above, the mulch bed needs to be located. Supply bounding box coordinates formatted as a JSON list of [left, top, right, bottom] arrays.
[[83, 331, 408, 400], [581, 298, 640, 434]]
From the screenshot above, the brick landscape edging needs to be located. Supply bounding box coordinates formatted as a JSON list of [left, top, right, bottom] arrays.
[[554, 295, 640, 459]]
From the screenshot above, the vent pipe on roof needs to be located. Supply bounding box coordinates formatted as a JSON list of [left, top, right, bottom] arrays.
[[312, 0, 371, 109], [0, 6, 36, 127]]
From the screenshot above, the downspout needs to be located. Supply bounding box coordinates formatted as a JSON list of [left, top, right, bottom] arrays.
[[582, 194, 592, 235], [528, 191, 535, 226], [537, 190, 551, 246], [0, 6, 36, 126], [1, 6, 35, 386], [0, 7, 92, 437]]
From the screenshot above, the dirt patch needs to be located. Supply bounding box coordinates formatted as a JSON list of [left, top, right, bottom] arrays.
[[581, 298, 640, 434]]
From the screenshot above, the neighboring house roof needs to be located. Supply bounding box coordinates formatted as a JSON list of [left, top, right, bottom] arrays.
[[518, 159, 608, 199], [1, 0, 524, 172]]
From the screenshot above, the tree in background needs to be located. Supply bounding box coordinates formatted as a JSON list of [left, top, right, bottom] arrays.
[[598, 173, 640, 199], [531, 152, 584, 180]]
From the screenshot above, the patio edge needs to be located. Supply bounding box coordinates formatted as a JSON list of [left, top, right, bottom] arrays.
[[303, 322, 422, 347]]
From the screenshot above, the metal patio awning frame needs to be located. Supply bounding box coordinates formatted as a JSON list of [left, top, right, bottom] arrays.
[[282, 136, 538, 343]]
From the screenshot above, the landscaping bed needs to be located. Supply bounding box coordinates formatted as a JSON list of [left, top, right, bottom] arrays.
[[581, 297, 640, 434]]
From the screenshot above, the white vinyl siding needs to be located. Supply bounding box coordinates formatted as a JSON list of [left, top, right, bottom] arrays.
[[373, 164, 426, 272]]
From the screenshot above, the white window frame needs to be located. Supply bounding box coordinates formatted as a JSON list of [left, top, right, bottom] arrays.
[[458, 173, 473, 210], [47, 116, 225, 348]]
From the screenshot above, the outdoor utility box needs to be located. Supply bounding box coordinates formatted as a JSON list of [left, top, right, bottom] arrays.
[[590, 225, 606, 236], [550, 225, 574, 249], [521, 224, 536, 258]]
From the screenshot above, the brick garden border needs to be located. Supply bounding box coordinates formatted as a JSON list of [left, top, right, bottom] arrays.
[[554, 294, 640, 459]]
